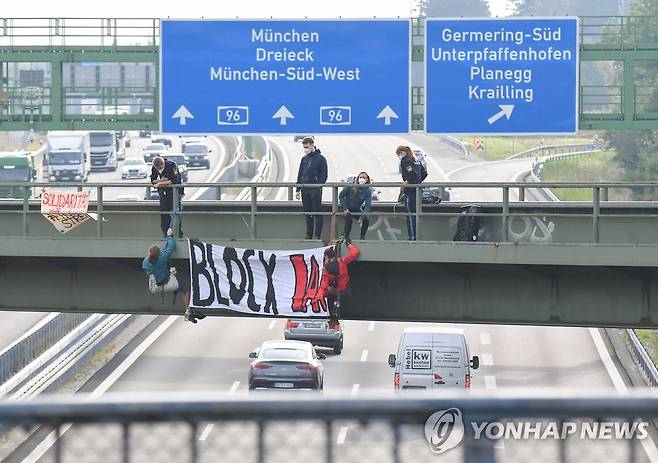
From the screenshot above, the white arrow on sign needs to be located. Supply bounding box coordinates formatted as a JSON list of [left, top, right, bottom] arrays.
[[273, 105, 294, 125], [377, 105, 399, 126], [172, 105, 193, 125], [487, 105, 515, 125]]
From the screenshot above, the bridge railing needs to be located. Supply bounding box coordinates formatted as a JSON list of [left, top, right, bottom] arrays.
[[0, 391, 656, 462], [2, 181, 658, 244]]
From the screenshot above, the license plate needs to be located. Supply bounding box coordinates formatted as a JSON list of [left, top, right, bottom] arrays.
[[305, 322, 322, 329], [273, 382, 294, 389]]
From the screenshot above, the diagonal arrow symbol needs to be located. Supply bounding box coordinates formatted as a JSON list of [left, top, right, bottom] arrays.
[[487, 105, 515, 125]]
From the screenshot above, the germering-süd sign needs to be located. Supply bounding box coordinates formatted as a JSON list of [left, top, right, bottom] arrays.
[[161, 20, 410, 134], [425, 18, 579, 134], [189, 240, 333, 317]]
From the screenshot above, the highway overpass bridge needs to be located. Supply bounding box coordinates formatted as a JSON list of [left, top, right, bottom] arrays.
[[2, 181, 658, 328]]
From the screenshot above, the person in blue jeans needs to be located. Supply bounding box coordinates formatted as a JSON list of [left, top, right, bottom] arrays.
[[396, 146, 423, 241], [142, 228, 205, 324], [296, 137, 328, 240]]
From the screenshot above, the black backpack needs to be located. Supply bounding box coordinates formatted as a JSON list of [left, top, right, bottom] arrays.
[[413, 161, 428, 183], [453, 205, 481, 242]]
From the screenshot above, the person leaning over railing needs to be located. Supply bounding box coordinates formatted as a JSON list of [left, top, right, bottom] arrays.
[[339, 171, 372, 241]]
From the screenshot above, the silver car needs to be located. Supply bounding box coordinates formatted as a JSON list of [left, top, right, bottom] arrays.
[[284, 319, 344, 355], [248, 340, 325, 391]]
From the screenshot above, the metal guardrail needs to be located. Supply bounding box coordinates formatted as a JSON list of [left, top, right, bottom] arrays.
[[627, 330, 658, 387], [507, 143, 602, 160], [0, 312, 90, 385], [4, 180, 658, 243], [439, 135, 470, 156], [3, 391, 658, 463]]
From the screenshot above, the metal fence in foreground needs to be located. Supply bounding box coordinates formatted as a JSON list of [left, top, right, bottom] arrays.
[[2, 391, 658, 463]]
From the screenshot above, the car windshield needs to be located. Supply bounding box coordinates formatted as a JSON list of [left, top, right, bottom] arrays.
[[124, 159, 144, 166], [0, 167, 30, 181], [49, 152, 81, 165], [166, 156, 185, 164], [145, 144, 165, 152], [260, 348, 309, 361], [185, 144, 208, 153], [90, 133, 114, 146]]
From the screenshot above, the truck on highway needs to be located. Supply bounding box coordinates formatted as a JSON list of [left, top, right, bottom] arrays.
[[46, 131, 91, 182], [0, 152, 37, 198], [89, 131, 118, 171]]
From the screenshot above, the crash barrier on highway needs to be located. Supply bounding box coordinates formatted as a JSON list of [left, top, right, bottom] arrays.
[[1, 391, 658, 462], [507, 142, 603, 160], [627, 330, 658, 388], [0, 313, 90, 386], [2, 181, 658, 245], [439, 135, 470, 156]]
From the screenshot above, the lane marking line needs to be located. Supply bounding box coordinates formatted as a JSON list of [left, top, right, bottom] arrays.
[[199, 423, 214, 442], [484, 375, 497, 390], [368, 321, 375, 331], [23, 316, 180, 463], [229, 380, 240, 394], [480, 333, 492, 345], [337, 426, 348, 445], [360, 350, 368, 362], [351, 383, 360, 397], [481, 353, 494, 366], [267, 320, 276, 330]]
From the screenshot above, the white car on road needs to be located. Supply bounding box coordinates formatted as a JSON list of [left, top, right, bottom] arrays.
[[121, 158, 149, 179]]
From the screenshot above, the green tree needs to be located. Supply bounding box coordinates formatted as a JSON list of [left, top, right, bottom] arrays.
[[418, 0, 490, 17]]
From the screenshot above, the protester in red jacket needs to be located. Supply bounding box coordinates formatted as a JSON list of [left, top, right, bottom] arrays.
[[318, 242, 360, 320]]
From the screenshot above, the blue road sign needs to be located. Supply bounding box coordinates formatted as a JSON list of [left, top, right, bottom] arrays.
[[161, 20, 410, 134], [425, 18, 579, 134]]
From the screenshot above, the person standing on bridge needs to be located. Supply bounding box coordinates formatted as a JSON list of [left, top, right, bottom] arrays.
[[396, 145, 426, 241], [296, 137, 328, 240], [151, 156, 184, 239], [339, 171, 372, 241], [142, 228, 205, 324]]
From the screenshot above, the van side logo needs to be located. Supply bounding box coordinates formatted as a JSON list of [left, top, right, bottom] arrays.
[[424, 408, 464, 454]]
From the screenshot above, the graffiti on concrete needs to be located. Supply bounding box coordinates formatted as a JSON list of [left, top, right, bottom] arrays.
[[368, 216, 403, 241], [508, 216, 555, 243]]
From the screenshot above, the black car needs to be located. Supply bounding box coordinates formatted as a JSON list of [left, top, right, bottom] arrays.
[[422, 187, 450, 204], [164, 154, 189, 183], [139, 130, 152, 138]]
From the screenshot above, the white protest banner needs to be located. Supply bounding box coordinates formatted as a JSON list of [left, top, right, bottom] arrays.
[[189, 240, 331, 317], [41, 190, 93, 234], [41, 190, 90, 214]]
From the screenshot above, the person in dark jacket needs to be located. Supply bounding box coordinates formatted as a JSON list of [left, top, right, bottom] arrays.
[[142, 228, 205, 323], [151, 156, 184, 238], [396, 145, 421, 241], [339, 171, 372, 240], [296, 137, 328, 240]]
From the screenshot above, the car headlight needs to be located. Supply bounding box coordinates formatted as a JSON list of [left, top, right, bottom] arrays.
[[49, 176, 56, 181], [75, 175, 81, 181]]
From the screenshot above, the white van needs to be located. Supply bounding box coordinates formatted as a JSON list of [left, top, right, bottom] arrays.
[[388, 328, 479, 390]]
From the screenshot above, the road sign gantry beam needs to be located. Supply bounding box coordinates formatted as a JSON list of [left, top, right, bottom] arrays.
[[0, 16, 655, 131]]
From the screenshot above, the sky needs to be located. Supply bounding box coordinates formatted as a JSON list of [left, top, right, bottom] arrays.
[[2, 0, 515, 18]]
